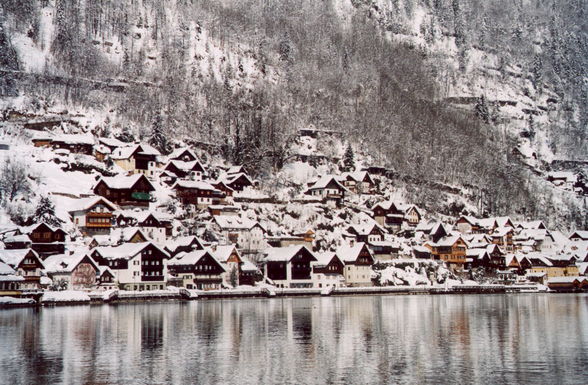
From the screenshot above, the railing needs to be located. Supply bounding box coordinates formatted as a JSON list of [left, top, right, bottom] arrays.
[[131, 192, 151, 201]]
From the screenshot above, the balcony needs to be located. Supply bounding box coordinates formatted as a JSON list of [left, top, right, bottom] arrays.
[[86, 212, 113, 228], [131, 192, 152, 201]]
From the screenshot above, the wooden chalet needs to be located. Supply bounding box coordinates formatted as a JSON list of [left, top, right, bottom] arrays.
[[50, 134, 94, 155], [68, 196, 118, 236], [220, 172, 254, 192], [346, 223, 387, 244], [167, 250, 225, 290], [427, 235, 468, 272], [372, 201, 421, 230], [306, 175, 349, 207], [0, 249, 45, 289], [339, 171, 376, 194], [93, 174, 155, 208], [163, 159, 206, 180], [210, 245, 243, 287], [172, 180, 225, 207], [164, 236, 205, 257], [263, 245, 317, 288], [22, 223, 67, 258]]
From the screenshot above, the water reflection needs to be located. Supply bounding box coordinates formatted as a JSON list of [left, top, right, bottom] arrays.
[[1, 294, 587, 385]]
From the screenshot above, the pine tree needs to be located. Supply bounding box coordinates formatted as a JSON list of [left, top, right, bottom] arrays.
[[35, 196, 63, 228], [343, 144, 355, 172], [149, 112, 171, 155]]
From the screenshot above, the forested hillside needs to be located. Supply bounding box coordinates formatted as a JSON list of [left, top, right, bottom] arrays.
[[0, 0, 586, 228]]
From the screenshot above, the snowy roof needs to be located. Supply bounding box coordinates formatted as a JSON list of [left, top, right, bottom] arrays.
[[548, 276, 587, 284], [172, 180, 216, 191], [108, 227, 150, 243], [492, 227, 513, 237], [111, 144, 160, 160], [340, 171, 372, 183], [577, 262, 588, 275], [2, 234, 31, 244], [307, 175, 349, 192], [434, 235, 465, 247], [335, 242, 371, 263], [517, 220, 546, 230], [264, 245, 315, 262], [209, 245, 239, 263], [167, 160, 205, 172], [67, 196, 118, 213], [213, 216, 263, 231], [0, 249, 42, 268], [165, 235, 203, 251], [168, 147, 198, 161], [466, 249, 488, 259], [227, 165, 246, 175], [167, 250, 224, 271], [314, 251, 337, 267], [93, 242, 169, 260], [52, 134, 94, 145], [570, 231, 588, 240], [43, 252, 98, 274], [219, 172, 254, 186], [240, 259, 258, 272], [0, 262, 23, 282], [95, 174, 154, 190], [20, 222, 66, 235], [98, 137, 127, 148], [348, 223, 386, 236], [412, 245, 431, 254], [94, 144, 112, 154]]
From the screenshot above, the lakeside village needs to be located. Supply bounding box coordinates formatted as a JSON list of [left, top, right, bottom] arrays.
[[1, 127, 588, 306]]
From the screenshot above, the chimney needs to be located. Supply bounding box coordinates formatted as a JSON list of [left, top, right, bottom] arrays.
[[349, 239, 355, 247], [211, 243, 217, 252]]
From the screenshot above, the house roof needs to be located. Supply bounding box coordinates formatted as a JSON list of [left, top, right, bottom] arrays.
[[167, 160, 205, 173], [167, 250, 225, 271], [340, 171, 373, 184], [20, 222, 66, 235], [434, 235, 466, 247], [51, 134, 94, 145], [95, 174, 155, 191], [227, 165, 246, 175], [168, 147, 198, 161], [213, 216, 264, 231], [92, 242, 169, 260], [517, 220, 546, 230], [264, 245, 316, 262], [172, 180, 216, 191], [98, 137, 127, 148], [307, 175, 349, 192], [220, 172, 254, 186], [209, 245, 240, 263], [0, 249, 42, 268], [111, 144, 160, 160], [240, 259, 259, 272], [347, 223, 386, 236], [335, 242, 372, 263], [548, 276, 587, 284], [165, 236, 204, 253], [0, 261, 23, 282], [44, 252, 98, 274], [67, 196, 118, 213], [2, 234, 32, 244], [570, 231, 588, 240]]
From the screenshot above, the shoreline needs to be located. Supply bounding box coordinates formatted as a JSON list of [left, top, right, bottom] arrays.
[[3, 283, 579, 309]]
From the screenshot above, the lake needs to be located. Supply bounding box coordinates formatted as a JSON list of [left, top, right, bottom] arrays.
[[1, 294, 587, 384]]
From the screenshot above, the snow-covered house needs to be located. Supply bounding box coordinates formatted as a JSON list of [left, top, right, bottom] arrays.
[[98, 137, 127, 152], [426, 235, 468, 272], [68, 196, 118, 236], [168, 147, 199, 162], [111, 143, 160, 177], [455, 216, 482, 234], [127, 211, 169, 243], [93, 174, 155, 208], [547, 171, 577, 188], [0, 261, 24, 291], [346, 223, 387, 244], [164, 236, 205, 257], [50, 134, 95, 155], [172, 180, 225, 208], [163, 159, 206, 181], [0, 249, 45, 290], [166, 249, 225, 290], [263, 245, 317, 288], [311, 252, 345, 289], [569, 231, 588, 242], [372, 201, 421, 231], [97, 266, 117, 290], [490, 227, 515, 252], [90, 242, 171, 291], [514, 229, 556, 252], [89, 227, 150, 248], [338, 171, 376, 194], [212, 216, 267, 252], [306, 175, 349, 207], [209, 245, 243, 287], [218, 172, 254, 192], [335, 242, 374, 287], [21, 223, 67, 257], [43, 252, 100, 291], [239, 259, 260, 286]]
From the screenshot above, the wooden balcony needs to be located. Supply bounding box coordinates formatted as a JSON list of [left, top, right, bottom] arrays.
[[86, 212, 113, 228]]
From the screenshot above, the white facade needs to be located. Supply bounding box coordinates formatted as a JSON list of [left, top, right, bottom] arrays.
[[343, 264, 372, 287]]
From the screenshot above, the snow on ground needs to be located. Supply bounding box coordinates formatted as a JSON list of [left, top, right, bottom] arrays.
[[0, 297, 36, 305], [42, 290, 91, 302]]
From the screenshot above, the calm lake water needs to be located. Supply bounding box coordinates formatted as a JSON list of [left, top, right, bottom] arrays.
[[1, 294, 587, 385]]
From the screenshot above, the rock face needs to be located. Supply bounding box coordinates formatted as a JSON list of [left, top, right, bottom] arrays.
[[0, 0, 585, 224]]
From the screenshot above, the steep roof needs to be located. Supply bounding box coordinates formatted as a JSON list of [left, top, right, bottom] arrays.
[[264, 245, 316, 262], [570, 231, 588, 240], [111, 143, 161, 160], [44, 252, 99, 274], [67, 196, 118, 213], [168, 147, 198, 161], [172, 180, 216, 191], [209, 245, 240, 263], [164, 236, 204, 253], [0, 249, 42, 268], [307, 175, 349, 192], [335, 242, 372, 263], [95, 174, 155, 191], [93, 242, 169, 260], [167, 250, 225, 271]]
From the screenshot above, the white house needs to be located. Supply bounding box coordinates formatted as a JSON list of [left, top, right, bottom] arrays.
[[335, 242, 375, 287]]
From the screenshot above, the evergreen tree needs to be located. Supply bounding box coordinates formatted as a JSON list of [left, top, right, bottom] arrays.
[[35, 196, 63, 228], [343, 143, 355, 172], [149, 112, 171, 155]]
